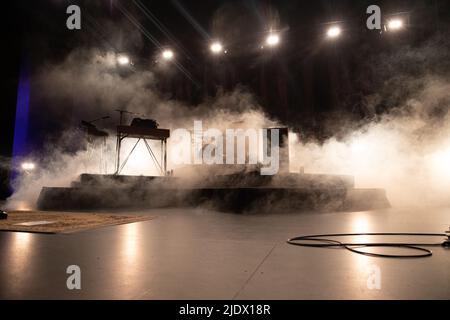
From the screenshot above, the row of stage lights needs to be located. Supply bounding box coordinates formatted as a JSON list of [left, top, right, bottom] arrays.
[[116, 18, 406, 66]]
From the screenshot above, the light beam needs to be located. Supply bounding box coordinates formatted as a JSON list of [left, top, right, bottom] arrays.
[[266, 34, 280, 47], [117, 55, 130, 65], [162, 49, 174, 60], [387, 19, 404, 31], [327, 26, 342, 38], [210, 42, 223, 54]]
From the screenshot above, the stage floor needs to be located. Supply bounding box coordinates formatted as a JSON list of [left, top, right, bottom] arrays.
[[0, 206, 449, 299]]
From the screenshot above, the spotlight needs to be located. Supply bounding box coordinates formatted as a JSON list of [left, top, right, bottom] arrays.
[[0, 210, 7, 220], [162, 49, 174, 61], [210, 42, 223, 54], [266, 34, 280, 47], [327, 26, 342, 38], [387, 19, 404, 31], [21, 162, 36, 171], [117, 55, 130, 65]]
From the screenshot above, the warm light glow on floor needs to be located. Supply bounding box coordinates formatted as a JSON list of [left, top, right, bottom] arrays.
[[9, 232, 34, 276]]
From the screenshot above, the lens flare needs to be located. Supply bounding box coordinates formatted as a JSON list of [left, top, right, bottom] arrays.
[[21, 162, 36, 171], [387, 19, 404, 31], [162, 49, 174, 60], [117, 55, 130, 65], [327, 26, 342, 38], [210, 42, 223, 54], [266, 34, 280, 47]]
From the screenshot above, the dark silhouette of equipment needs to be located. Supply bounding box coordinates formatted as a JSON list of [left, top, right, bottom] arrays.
[[115, 109, 135, 126], [0, 210, 7, 220], [80, 116, 110, 174], [130, 118, 159, 129], [80, 120, 109, 138]]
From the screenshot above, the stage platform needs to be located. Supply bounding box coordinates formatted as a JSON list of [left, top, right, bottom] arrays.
[[37, 173, 390, 212]]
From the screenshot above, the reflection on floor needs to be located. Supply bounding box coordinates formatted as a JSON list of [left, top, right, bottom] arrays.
[[0, 207, 449, 299]]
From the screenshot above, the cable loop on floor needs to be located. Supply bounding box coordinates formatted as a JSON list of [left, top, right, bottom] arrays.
[[287, 233, 447, 258]]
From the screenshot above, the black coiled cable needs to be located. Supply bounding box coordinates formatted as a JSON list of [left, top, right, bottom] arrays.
[[287, 232, 448, 258]]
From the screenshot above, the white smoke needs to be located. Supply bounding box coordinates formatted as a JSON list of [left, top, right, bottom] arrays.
[[290, 76, 450, 207], [7, 30, 450, 210], [6, 48, 279, 209]]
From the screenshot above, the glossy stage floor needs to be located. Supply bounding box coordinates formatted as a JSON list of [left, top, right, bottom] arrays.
[[0, 206, 449, 299]]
